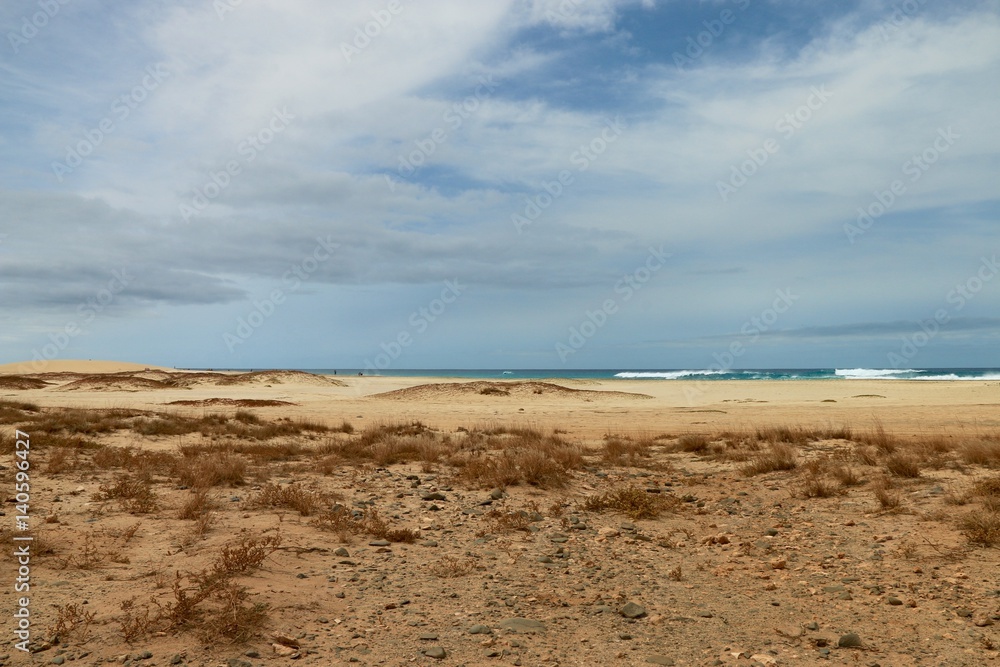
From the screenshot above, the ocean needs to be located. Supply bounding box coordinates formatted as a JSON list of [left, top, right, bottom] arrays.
[[285, 368, 1000, 381]]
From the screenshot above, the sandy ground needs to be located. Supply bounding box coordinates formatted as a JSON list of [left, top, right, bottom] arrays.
[[1, 363, 998, 666]]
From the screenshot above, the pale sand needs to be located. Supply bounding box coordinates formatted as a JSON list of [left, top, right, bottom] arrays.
[[2, 361, 997, 438]]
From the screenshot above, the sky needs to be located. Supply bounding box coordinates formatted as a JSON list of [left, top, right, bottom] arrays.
[[1, 0, 999, 371]]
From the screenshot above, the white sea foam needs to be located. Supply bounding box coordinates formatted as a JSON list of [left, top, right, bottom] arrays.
[[614, 370, 726, 379], [834, 368, 920, 379]]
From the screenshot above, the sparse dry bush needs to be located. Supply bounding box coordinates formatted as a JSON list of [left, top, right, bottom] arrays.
[[178, 488, 217, 520], [243, 483, 333, 516], [741, 443, 797, 476], [854, 445, 880, 467], [174, 452, 246, 488], [885, 452, 922, 478], [959, 510, 1000, 547], [212, 533, 282, 576], [797, 471, 843, 499], [675, 434, 711, 453], [602, 436, 652, 465], [429, 555, 479, 578], [479, 508, 535, 535], [872, 475, 902, 512], [94, 474, 158, 513], [581, 486, 680, 520], [857, 418, 896, 453], [309, 506, 418, 543], [49, 602, 96, 642], [961, 440, 1000, 467]]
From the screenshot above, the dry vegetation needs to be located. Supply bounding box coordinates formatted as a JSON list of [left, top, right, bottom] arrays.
[[4, 400, 1000, 663]]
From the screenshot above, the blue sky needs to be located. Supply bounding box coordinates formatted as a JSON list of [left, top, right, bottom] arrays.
[[1, 0, 999, 370]]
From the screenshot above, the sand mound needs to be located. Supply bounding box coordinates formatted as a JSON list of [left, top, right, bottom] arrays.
[[0, 375, 50, 390], [173, 370, 345, 388], [372, 381, 651, 401], [55, 375, 178, 392], [23, 369, 343, 392], [165, 398, 297, 407]]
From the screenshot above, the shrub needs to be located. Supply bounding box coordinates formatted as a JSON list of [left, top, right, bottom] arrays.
[[742, 443, 797, 476], [581, 486, 680, 520]]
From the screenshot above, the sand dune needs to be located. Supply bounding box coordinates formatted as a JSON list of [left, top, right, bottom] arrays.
[[0, 359, 174, 374], [372, 380, 652, 401]]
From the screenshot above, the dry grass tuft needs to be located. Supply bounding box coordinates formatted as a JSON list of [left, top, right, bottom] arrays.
[[961, 440, 1000, 467], [175, 452, 247, 488], [602, 435, 653, 466], [884, 452, 922, 478], [872, 475, 902, 512], [741, 443, 797, 476], [243, 483, 334, 516], [581, 486, 680, 520], [94, 475, 158, 514], [309, 506, 418, 543], [429, 555, 479, 578], [959, 510, 1000, 547]]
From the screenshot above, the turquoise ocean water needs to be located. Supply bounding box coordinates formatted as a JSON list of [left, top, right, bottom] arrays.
[[267, 368, 1000, 381]]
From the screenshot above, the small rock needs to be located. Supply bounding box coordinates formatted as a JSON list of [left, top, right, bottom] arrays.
[[51, 658, 65, 665], [887, 597, 903, 606], [418, 633, 439, 641], [769, 559, 787, 570], [620, 602, 647, 619], [696, 610, 713, 618], [646, 657, 674, 666], [490, 488, 504, 500], [334, 547, 349, 557], [423, 647, 447, 659], [422, 492, 447, 501], [271, 644, 298, 658], [369, 539, 390, 547], [468, 624, 492, 635], [170, 656, 184, 665], [838, 633, 863, 648]]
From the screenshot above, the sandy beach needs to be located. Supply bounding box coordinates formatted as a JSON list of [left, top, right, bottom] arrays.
[[1, 362, 998, 666]]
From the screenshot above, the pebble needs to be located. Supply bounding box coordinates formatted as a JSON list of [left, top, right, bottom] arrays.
[[838, 633, 863, 648], [646, 657, 675, 665], [620, 602, 647, 619], [490, 488, 504, 500], [499, 617, 547, 634], [422, 492, 447, 501], [423, 647, 447, 659], [369, 539, 391, 547], [418, 633, 439, 641], [334, 547, 349, 557], [887, 597, 903, 606], [468, 624, 492, 635]]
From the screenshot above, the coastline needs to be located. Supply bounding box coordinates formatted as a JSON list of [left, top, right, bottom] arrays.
[[2, 362, 996, 438]]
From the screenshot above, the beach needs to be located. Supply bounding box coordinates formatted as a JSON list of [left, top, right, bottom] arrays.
[[1, 362, 998, 665]]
